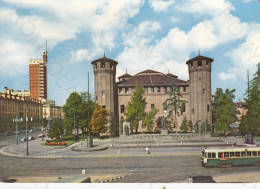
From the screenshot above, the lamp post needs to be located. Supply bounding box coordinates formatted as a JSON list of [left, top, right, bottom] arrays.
[[26, 111, 33, 155], [87, 72, 93, 147], [13, 116, 23, 145]]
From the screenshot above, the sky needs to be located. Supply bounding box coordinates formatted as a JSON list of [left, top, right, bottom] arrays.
[[0, 0, 259, 106]]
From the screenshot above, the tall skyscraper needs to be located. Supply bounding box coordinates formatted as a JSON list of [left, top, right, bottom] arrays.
[[29, 51, 48, 100]]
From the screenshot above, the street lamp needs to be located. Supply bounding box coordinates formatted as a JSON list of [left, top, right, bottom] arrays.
[[26, 111, 33, 155], [13, 116, 23, 145]]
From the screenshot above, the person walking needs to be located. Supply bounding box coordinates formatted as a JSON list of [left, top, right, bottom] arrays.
[[145, 147, 150, 154], [188, 176, 193, 183]]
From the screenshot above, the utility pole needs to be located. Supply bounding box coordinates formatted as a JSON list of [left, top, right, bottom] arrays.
[[87, 72, 93, 147]]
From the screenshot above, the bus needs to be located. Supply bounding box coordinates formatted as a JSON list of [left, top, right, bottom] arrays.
[[201, 147, 260, 167]]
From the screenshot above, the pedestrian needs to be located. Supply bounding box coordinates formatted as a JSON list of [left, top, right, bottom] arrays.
[[188, 176, 193, 183], [145, 147, 150, 154]]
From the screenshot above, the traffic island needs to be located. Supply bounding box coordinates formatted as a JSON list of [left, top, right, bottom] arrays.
[[71, 142, 108, 152]]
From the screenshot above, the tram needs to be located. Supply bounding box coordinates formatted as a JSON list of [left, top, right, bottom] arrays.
[[201, 147, 260, 167]]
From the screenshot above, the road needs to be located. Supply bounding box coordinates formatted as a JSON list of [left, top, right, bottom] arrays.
[[0, 134, 260, 183]]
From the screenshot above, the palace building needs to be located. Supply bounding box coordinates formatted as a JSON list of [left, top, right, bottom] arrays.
[[91, 54, 214, 136]]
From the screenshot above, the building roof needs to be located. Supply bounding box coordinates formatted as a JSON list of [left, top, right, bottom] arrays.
[[117, 69, 188, 87], [166, 73, 178, 78], [186, 55, 214, 64], [118, 73, 132, 79], [234, 102, 245, 108], [91, 57, 118, 65]]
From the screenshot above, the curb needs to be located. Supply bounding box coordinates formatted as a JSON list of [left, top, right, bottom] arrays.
[[96, 175, 129, 183], [0, 146, 63, 159]]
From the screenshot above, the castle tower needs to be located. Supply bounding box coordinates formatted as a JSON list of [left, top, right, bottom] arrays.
[[91, 56, 119, 136], [186, 54, 214, 126]]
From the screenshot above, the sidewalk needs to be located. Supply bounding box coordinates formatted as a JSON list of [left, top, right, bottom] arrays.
[[0, 137, 256, 158]]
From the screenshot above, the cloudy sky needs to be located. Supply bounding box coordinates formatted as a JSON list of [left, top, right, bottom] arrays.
[[0, 0, 259, 106]]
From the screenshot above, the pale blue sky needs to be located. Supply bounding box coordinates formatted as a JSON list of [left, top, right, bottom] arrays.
[[0, 0, 259, 105]]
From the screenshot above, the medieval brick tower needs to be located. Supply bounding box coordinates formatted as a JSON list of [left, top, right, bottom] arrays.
[[91, 56, 119, 136], [186, 54, 214, 126]]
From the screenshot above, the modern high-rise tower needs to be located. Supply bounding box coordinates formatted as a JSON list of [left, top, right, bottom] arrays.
[[186, 54, 214, 125], [91, 56, 119, 136], [29, 51, 48, 100]]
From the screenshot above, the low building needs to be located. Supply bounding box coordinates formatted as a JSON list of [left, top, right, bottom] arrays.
[[235, 100, 247, 122], [42, 100, 63, 128], [0, 89, 43, 133]]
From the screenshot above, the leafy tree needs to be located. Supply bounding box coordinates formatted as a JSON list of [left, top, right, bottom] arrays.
[[163, 81, 186, 131], [144, 108, 159, 131], [63, 91, 95, 135], [240, 63, 260, 135], [63, 92, 83, 135], [180, 116, 188, 132], [47, 119, 64, 140], [215, 92, 237, 136], [90, 105, 109, 135], [212, 88, 236, 123], [125, 84, 147, 133]]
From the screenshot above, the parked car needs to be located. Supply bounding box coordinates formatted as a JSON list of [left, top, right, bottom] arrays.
[[41, 128, 45, 131], [20, 137, 26, 142], [28, 136, 35, 141], [38, 134, 46, 138], [29, 129, 33, 133]]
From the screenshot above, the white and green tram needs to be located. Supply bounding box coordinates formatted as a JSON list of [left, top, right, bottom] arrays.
[[201, 147, 260, 168]]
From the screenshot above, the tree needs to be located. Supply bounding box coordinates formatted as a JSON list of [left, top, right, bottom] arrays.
[[180, 116, 188, 132], [163, 81, 186, 131], [125, 84, 147, 133], [63, 92, 83, 135], [90, 105, 109, 135], [47, 119, 64, 140], [212, 88, 236, 123], [144, 108, 159, 131], [78, 92, 96, 134], [63, 91, 95, 135], [240, 63, 260, 135], [215, 92, 237, 136]]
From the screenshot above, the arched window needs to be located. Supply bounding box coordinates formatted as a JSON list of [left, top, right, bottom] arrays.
[[198, 61, 202, 67], [101, 62, 105, 68]]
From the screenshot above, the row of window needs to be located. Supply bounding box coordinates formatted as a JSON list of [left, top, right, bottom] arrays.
[[120, 103, 186, 114], [204, 151, 260, 158], [190, 61, 210, 68], [119, 86, 187, 94], [191, 105, 210, 114], [94, 62, 114, 69]]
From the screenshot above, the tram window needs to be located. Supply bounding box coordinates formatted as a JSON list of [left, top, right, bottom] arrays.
[[202, 151, 205, 157], [247, 151, 251, 157], [218, 152, 224, 158], [235, 152, 240, 157], [208, 153, 211, 158], [224, 152, 229, 158], [258, 151, 260, 156], [230, 152, 235, 157], [252, 151, 257, 156], [212, 153, 216, 158], [241, 152, 246, 157]]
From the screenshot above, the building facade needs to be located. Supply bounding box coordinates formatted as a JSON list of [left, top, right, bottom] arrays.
[[91, 55, 214, 135], [0, 89, 43, 133], [29, 51, 48, 100]]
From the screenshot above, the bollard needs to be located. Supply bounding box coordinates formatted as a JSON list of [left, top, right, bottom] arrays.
[[82, 169, 86, 175], [180, 142, 183, 146], [157, 143, 160, 146], [110, 143, 113, 147]]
